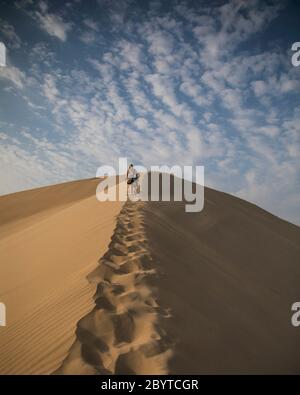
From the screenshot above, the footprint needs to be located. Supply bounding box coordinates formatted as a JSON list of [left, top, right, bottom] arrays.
[[76, 326, 109, 353], [113, 312, 135, 344], [115, 353, 136, 375], [95, 296, 116, 312]]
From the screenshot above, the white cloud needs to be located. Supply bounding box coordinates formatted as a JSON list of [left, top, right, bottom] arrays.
[[43, 73, 59, 102], [35, 7, 72, 41], [251, 80, 268, 97], [118, 40, 146, 72], [0, 65, 25, 89], [148, 31, 174, 56], [257, 125, 280, 138], [180, 79, 207, 107], [135, 117, 149, 129], [221, 88, 243, 110], [0, 135, 72, 195], [80, 31, 96, 44], [278, 75, 300, 93], [89, 59, 114, 83], [83, 18, 99, 32], [145, 73, 194, 123]]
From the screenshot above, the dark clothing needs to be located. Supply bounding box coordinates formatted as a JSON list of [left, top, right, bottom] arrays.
[[127, 177, 138, 185]]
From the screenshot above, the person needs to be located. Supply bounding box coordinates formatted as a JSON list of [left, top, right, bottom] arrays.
[[127, 164, 139, 184]]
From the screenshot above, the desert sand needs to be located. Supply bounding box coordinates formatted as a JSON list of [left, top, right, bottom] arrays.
[[1, 175, 300, 374], [143, 186, 300, 374], [0, 178, 123, 374]]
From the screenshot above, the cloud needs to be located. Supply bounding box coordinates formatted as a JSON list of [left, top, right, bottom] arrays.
[[0, 19, 22, 48], [182, 0, 285, 70], [35, 2, 72, 41], [0, 133, 71, 195], [0, 64, 25, 89], [148, 31, 174, 56], [252, 74, 300, 98], [135, 117, 149, 129], [83, 18, 99, 32], [145, 73, 194, 123], [0, 0, 299, 226], [221, 88, 243, 110], [251, 80, 268, 97], [43, 73, 59, 102], [257, 125, 280, 138], [79, 31, 96, 44], [118, 40, 146, 72]]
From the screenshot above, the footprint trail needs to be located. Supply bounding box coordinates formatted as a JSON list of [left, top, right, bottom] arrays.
[[55, 200, 172, 375]]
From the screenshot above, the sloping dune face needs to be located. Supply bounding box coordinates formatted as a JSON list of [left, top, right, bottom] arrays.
[[143, 185, 300, 374], [0, 178, 123, 374], [57, 175, 300, 375]]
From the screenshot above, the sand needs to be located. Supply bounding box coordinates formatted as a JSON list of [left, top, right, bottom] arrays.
[[0, 178, 123, 374], [142, 185, 300, 374], [56, 200, 172, 375], [1, 175, 300, 374]]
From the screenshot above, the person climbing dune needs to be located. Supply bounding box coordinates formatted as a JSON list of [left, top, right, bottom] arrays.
[[127, 164, 141, 197], [127, 164, 139, 185]]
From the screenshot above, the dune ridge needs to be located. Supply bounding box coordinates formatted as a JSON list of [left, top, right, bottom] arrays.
[[0, 178, 102, 238], [55, 200, 173, 374]]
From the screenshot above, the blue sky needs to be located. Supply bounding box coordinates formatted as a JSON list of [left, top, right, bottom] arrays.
[[0, 0, 299, 224]]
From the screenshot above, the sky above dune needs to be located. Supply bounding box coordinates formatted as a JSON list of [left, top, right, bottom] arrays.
[[0, 0, 299, 224]]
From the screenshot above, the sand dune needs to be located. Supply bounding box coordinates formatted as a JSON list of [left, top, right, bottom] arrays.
[[1, 175, 300, 374], [56, 176, 300, 374], [0, 178, 123, 374]]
